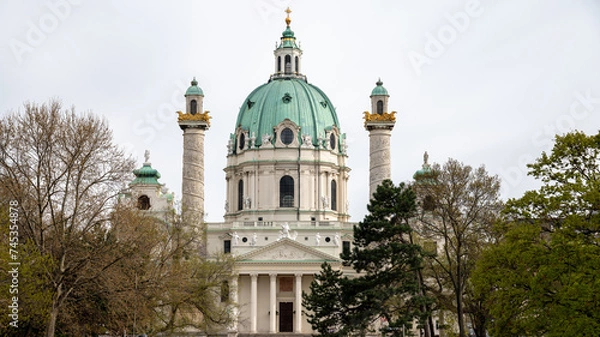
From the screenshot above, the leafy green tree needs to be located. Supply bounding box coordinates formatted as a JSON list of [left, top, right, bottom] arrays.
[[414, 158, 503, 337], [473, 130, 600, 337], [304, 180, 432, 336]]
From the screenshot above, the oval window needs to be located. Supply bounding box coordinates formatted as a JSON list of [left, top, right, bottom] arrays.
[[281, 127, 294, 145], [329, 133, 336, 150], [238, 133, 246, 150]]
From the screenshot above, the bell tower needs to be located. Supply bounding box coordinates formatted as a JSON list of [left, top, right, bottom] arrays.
[[177, 78, 211, 224], [364, 79, 396, 196]]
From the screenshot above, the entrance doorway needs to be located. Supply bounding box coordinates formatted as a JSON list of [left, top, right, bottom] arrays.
[[279, 302, 293, 332]]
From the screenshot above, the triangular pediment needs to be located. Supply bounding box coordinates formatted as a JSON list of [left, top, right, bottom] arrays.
[[238, 238, 338, 263]]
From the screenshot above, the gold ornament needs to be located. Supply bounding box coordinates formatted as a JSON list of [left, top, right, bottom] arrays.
[[363, 111, 396, 123], [177, 111, 211, 125]]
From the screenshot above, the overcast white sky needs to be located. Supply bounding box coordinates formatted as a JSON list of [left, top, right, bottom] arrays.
[[2, 0, 600, 222]]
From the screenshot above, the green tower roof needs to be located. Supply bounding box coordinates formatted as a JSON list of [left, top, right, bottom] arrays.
[[234, 78, 340, 149], [130, 162, 162, 186], [413, 151, 436, 183], [370, 78, 389, 97], [185, 77, 204, 96]]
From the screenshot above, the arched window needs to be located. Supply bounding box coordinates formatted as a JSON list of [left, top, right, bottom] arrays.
[[423, 195, 436, 211], [295, 56, 299, 73], [285, 55, 292, 74], [238, 180, 244, 211], [190, 99, 197, 115], [329, 133, 336, 150], [377, 100, 384, 114], [238, 133, 246, 150], [277, 56, 281, 72], [280, 176, 294, 207], [137, 195, 150, 210], [331, 180, 337, 211]]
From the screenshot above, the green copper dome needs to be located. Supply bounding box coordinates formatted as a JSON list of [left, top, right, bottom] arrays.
[[370, 79, 389, 97], [130, 163, 162, 186], [234, 78, 340, 149], [185, 77, 204, 96]]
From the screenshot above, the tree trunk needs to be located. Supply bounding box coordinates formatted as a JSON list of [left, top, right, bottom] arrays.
[[456, 268, 466, 337], [46, 305, 60, 337]]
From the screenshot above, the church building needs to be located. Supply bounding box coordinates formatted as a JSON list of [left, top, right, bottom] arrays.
[[125, 8, 410, 336]]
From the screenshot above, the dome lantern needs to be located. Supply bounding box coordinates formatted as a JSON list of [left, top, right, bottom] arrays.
[[272, 7, 305, 81]]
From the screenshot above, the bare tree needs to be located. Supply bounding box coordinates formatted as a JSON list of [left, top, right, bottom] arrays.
[[0, 100, 237, 337], [413, 159, 503, 337]]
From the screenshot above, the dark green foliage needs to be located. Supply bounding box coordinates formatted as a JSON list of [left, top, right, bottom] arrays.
[[473, 130, 600, 337], [304, 180, 431, 336]]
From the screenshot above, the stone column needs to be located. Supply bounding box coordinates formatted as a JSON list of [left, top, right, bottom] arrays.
[[250, 273, 258, 333], [230, 275, 239, 332], [366, 125, 394, 197], [178, 121, 209, 225], [294, 273, 303, 333], [269, 273, 277, 333]]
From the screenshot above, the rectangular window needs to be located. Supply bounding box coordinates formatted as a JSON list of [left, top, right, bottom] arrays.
[[342, 241, 350, 255], [221, 281, 229, 302], [224, 240, 231, 254]]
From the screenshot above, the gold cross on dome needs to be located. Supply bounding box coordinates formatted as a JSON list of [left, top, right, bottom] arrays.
[[285, 7, 292, 26]]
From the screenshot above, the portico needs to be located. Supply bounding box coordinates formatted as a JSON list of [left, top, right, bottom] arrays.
[[229, 238, 341, 334]]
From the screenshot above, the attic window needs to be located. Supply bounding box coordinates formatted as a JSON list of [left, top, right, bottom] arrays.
[[281, 127, 294, 145]]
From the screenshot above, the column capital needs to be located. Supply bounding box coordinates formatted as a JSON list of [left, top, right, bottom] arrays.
[[250, 272, 258, 279], [269, 272, 278, 278], [295, 272, 303, 278]]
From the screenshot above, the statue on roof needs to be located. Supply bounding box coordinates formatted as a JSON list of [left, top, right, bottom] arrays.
[[144, 149, 150, 163]]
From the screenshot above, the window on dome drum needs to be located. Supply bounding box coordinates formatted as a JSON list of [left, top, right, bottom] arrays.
[[280, 176, 294, 207], [331, 180, 337, 211], [285, 55, 291, 74], [238, 180, 244, 211], [238, 133, 245, 150], [278, 56, 281, 72], [295, 56, 299, 73], [224, 240, 231, 254], [137, 195, 150, 210], [329, 133, 336, 150], [377, 100, 384, 114], [281, 127, 294, 145], [190, 99, 197, 115]]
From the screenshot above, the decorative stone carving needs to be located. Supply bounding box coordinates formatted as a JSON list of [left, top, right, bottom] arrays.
[[301, 134, 313, 148], [321, 196, 329, 209], [279, 222, 290, 240], [227, 138, 234, 155], [231, 231, 240, 246], [261, 133, 272, 147]]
